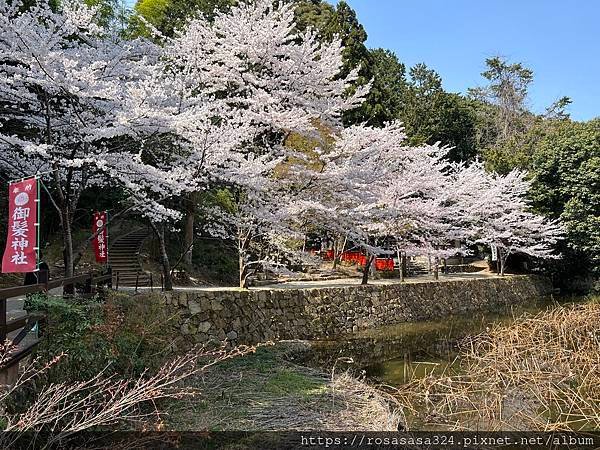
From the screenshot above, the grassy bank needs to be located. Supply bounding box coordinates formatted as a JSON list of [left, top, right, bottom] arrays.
[[394, 297, 600, 431], [165, 344, 403, 431], [12, 291, 599, 434], [16, 293, 402, 433]]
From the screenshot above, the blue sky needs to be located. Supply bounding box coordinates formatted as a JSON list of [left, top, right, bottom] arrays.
[[331, 0, 599, 121]]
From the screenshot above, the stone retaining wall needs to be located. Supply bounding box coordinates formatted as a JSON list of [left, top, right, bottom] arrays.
[[157, 275, 552, 346]]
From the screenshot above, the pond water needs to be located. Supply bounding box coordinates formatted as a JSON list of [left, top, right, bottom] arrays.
[[308, 296, 571, 386]]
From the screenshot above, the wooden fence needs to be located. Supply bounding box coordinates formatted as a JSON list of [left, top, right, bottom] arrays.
[[0, 268, 113, 371]]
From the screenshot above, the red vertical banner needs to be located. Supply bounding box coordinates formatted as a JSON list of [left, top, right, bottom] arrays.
[[2, 177, 38, 273], [93, 211, 108, 263]]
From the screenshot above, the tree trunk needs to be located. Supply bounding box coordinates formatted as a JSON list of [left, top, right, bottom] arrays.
[[58, 204, 75, 296], [183, 192, 198, 268], [238, 230, 251, 289], [496, 250, 501, 274], [51, 162, 74, 281], [60, 206, 74, 278], [239, 253, 249, 289], [150, 222, 173, 291], [332, 234, 347, 270], [332, 238, 339, 269], [397, 249, 405, 282], [361, 255, 375, 285], [499, 249, 506, 276], [433, 257, 439, 280], [238, 253, 248, 289]]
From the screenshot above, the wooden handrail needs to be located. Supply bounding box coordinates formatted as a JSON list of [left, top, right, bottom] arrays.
[[0, 269, 113, 372], [0, 269, 113, 301]]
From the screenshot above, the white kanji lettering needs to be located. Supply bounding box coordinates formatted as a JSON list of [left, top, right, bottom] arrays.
[[11, 238, 29, 251], [11, 221, 28, 238], [12, 207, 30, 221], [10, 252, 27, 265]]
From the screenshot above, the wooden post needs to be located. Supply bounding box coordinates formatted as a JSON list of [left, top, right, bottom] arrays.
[[84, 270, 93, 295], [38, 269, 49, 287], [107, 266, 113, 289], [0, 296, 6, 344]]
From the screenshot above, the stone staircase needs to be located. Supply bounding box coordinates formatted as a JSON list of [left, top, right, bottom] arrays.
[[109, 229, 152, 287]]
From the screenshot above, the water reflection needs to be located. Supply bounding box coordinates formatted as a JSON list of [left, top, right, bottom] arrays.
[[308, 296, 566, 387]]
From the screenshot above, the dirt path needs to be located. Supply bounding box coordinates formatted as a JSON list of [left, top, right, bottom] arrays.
[[118, 271, 498, 293]]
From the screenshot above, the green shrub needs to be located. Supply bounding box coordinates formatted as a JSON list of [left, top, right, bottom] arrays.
[[25, 292, 180, 382]]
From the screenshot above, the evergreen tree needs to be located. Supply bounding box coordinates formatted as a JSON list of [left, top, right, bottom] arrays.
[[133, 0, 234, 36], [529, 119, 600, 286]]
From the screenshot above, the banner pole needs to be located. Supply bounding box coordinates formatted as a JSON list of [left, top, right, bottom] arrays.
[[106, 210, 110, 269], [8, 169, 57, 185], [36, 176, 41, 272]]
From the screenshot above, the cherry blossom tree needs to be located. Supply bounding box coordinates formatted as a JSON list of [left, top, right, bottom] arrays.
[[302, 121, 460, 283], [0, 0, 562, 290], [371, 137, 456, 280], [292, 122, 409, 284], [458, 165, 564, 275], [0, 0, 180, 279], [294, 119, 562, 283], [147, 0, 368, 287], [0, 0, 367, 288]]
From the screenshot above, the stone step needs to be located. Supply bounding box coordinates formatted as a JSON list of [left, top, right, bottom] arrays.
[[115, 276, 151, 283], [116, 236, 147, 242], [116, 277, 151, 282], [109, 229, 150, 286], [116, 277, 152, 283], [113, 270, 148, 275]]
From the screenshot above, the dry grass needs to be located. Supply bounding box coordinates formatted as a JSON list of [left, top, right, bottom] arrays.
[[165, 346, 403, 431], [394, 300, 600, 431], [245, 372, 403, 431]]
